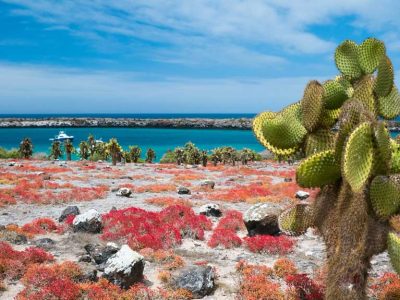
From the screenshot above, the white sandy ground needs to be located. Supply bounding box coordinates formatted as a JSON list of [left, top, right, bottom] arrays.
[[0, 160, 394, 299]]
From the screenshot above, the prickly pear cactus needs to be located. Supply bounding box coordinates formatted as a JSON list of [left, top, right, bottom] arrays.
[[253, 38, 400, 300]]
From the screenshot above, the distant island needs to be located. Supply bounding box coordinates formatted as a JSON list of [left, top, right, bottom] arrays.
[[1, 117, 400, 132], [0, 117, 253, 130]]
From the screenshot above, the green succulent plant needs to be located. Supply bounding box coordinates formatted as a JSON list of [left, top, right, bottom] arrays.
[[19, 137, 33, 159], [253, 37, 400, 299], [106, 138, 123, 166]]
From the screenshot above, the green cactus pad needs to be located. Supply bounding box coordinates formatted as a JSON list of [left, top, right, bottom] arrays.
[[375, 55, 394, 98], [253, 111, 298, 156], [296, 149, 341, 188], [342, 122, 374, 192], [353, 75, 376, 114], [320, 108, 341, 128], [388, 232, 400, 274], [378, 87, 400, 119], [358, 38, 386, 74], [335, 40, 362, 78], [262, 112, 307, 150], [322, 79, 348, 110], [304, 129, 336, 157], [374, 122, 392, 171], [278, 204, 313, 236], [370, 176, 400, 219], [335, 100, 375, 160], [337, 76, 354, 98], [301, 81, 324, 132]]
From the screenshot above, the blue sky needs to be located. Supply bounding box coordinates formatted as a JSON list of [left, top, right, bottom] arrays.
[[0, 0, 399, 113]]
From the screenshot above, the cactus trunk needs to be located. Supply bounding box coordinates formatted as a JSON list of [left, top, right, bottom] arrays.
[[313, 183, 389, 299]]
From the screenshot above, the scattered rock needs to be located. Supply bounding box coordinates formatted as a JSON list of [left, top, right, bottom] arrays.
[[59, 206, 80, 222], [120, 175, 133, 180], [34, 238, 55, 250], [243, 203, 283, 236], [177, 186, 191, 195], [80, 268, 98, 282], [284, 177, 293, 182], [8, 161, 16, 166], [295, 191, 310, 200], [85, 243, 119, 264], [79, 254, 93, 263], [103, 245, 145, 289], [42, 173, 51, 180], [0, 230, 27, 245], [200, 180, 215, 189], [73, 209, 102, 233], [116, 187, 132, 197], [110, 187, 119, 192], [173, 266, 216, 298], [199, 204, 221, 217]]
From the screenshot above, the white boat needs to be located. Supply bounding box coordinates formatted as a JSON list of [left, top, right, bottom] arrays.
[[49, 131, 74, 142]]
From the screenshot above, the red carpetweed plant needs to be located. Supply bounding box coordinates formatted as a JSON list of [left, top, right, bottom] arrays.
[[207, 229, 242, 249], [17, 263, 81, 300], [0, 242, 53, 281], [370, 272, 400, 299], [285, 274, 324, 300], [243, 235, 294, 255], [139, 248, 185, 270], [236, 260, 284, 300], [145, 196, 192, 207], [135, 184, 176, 193], [211, 183, 272, 202], [215, 210, 245, 231], [101, 205, 211, 250], [21, 217, 59, 235], [273, 258, 297, 278]]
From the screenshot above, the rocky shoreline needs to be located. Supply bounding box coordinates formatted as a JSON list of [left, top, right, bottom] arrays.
[[1, 117, 400, 131], [0, 117, 252, 130]]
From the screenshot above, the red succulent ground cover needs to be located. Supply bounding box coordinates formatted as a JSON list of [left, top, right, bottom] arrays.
[[16, 261, 192, 300], [370, 272, 400, 299], [207, 228, 242, 249], [243, 235, 295, 255], [0, 242, 54, 281], [207, 210, 244, 249], [145, 196, 193, 207], [285, 273, 325, 300], [101, 205, 212, 250]]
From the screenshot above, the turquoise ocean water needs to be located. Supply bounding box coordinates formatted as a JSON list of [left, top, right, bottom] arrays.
[[0, 127, 264, 161], [0, 114, 398, 161]]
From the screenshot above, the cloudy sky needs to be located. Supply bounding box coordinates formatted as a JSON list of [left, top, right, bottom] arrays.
[[0, 0, 399, 114]]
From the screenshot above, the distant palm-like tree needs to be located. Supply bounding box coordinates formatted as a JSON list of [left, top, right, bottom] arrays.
[[19, 137, 33, 159], [106, 138, 122, 166], [145, 148, 156, 163], [50, 141, 63, 160], [79, 141, 90, 160], [64, 139, 75, 161], [129, 146, 142, 163]]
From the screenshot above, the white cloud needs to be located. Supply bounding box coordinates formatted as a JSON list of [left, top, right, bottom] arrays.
[[0, 62, 314, 113]]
